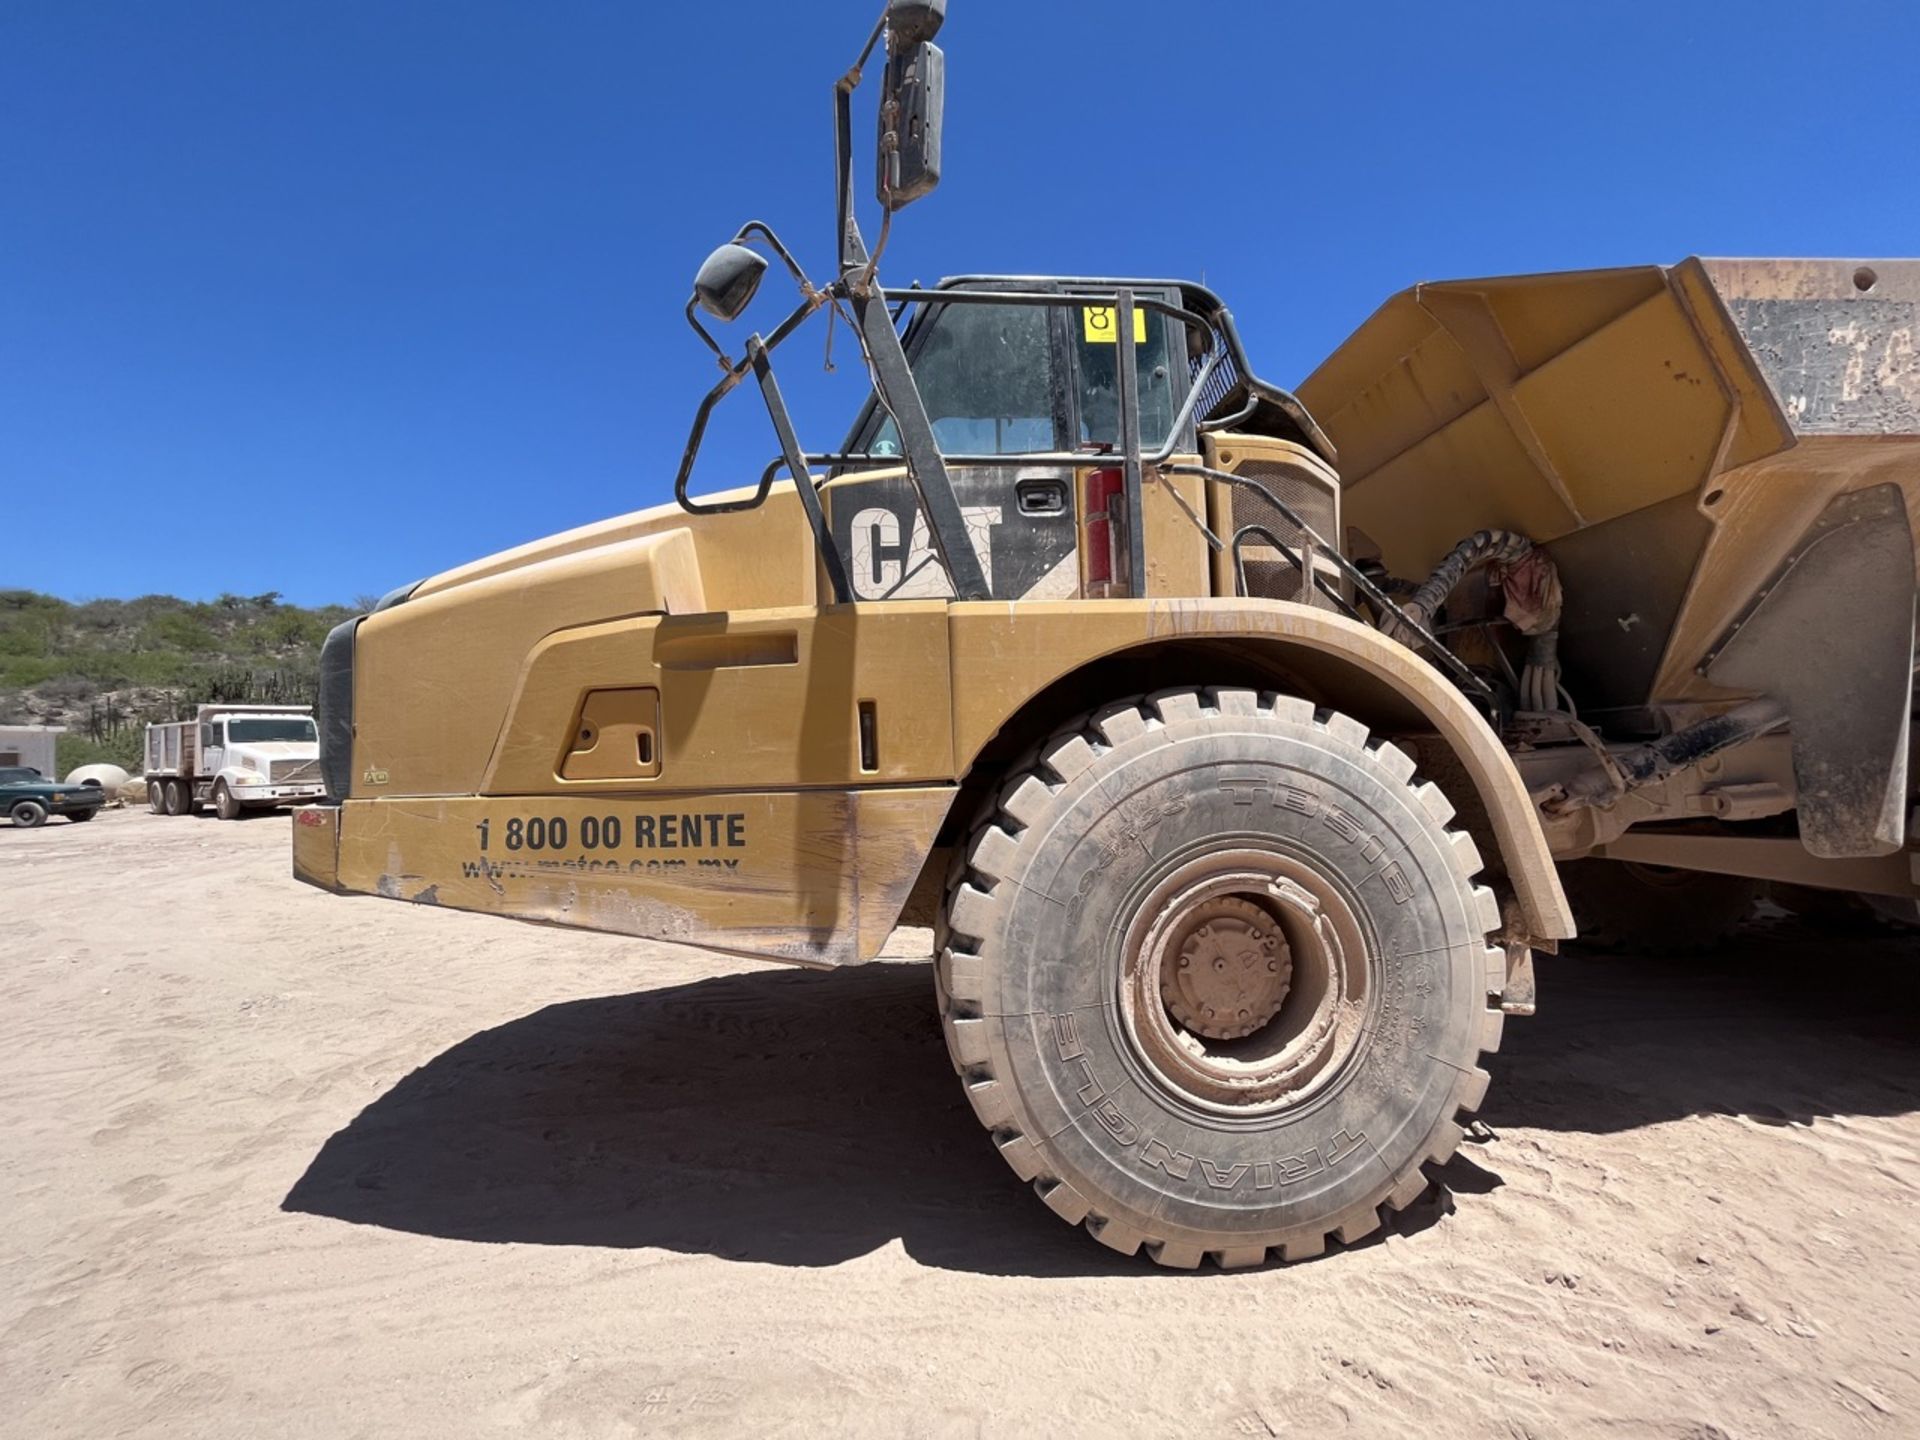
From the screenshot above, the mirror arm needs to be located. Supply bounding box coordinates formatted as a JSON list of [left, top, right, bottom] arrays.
[[731, 221, 818, 296], [684, 299, 730, 368], [834, 76, 870, 278], [673, 291, 833, 516], [673, 369, 756, 514]]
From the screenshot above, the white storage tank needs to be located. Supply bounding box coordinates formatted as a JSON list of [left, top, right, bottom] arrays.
[[66, 762, 133, 792]]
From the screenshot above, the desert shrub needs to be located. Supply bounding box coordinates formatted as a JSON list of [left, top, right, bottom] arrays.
[[56, 730, 145, 776]]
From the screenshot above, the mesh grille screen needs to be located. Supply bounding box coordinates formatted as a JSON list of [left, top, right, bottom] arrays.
[[1192, 347, 1244, 426], [1229, 461, 1338, 603]]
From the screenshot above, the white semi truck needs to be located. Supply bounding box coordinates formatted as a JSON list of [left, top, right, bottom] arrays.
[[144, 704, 326, 819]]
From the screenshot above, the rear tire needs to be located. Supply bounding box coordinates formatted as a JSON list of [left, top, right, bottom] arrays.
[[147, 780, 165, 814], [936, 688, 1505, 1268], [10, 799, 48, 829], [67, 808, 95, 823], [162, 779, 187, 817], [214, 782, 241, 821], [1562, 859, 1759, 954]]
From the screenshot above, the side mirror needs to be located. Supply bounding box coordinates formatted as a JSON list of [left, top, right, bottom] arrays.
[[877, 39, 944, 209], [878, 4, 945, 212], [692, 243, 768, 322], [886, 0, 945, 44]]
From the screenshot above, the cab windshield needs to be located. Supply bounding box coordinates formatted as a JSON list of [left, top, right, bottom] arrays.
[[227, 718, 317, 744]]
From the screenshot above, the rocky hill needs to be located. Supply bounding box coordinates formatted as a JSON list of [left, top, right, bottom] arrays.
[[0, 590, 360, 774]]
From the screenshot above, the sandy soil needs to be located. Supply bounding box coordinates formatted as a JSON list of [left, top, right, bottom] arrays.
[[3, 806, 1918, 1438]]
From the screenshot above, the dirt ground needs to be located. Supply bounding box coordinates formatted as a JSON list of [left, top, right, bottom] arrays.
[[4, 806, 1918, 1438]]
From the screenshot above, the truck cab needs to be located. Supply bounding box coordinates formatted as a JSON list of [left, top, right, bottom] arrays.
[[820, 275, 1337, 607], [200, 711, 324, 811], [146, 705, 326, 819]]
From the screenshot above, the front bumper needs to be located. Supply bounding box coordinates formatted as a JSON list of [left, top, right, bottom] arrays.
[[46, 792, 106, 814], [292, 789, 955, 967], [234, 783, 327, 805]]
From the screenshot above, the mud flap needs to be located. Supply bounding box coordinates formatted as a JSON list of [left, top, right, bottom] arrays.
[[1706, 484, 1916, 858]]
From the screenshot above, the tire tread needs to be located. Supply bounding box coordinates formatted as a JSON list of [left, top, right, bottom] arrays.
[[933, 688, 1514, 1268]]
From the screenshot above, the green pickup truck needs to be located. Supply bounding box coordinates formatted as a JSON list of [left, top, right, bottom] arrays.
[[0, 766, 107, 828]]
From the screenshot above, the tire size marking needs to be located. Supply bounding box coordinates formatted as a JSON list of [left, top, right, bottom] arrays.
[[1064, 795, 1189, 930], [1049, 1012, 1367, 1193], [1218, 777, 1413, 904], [1364, 948, 1435, 1087]]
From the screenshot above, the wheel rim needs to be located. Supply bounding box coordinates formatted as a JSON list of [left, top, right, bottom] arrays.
[[1116, 844, 1372, 1116]]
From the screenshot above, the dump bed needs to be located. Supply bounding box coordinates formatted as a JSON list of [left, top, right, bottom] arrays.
[[144, 721, 196, 778], [1300, 258, 1918, 857]]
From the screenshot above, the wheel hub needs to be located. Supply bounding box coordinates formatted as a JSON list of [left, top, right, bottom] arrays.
[[1159, 897, 1292, 1040], [1116, 847, 1372, 1115]]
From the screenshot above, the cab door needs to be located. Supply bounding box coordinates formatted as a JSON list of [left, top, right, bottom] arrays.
[[830, 284, 1076, 602], [201, 720, 226, 781], [828, 281, 1192, 602]]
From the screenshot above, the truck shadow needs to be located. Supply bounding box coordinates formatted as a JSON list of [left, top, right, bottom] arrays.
[[283, 915, 1920, 1276]]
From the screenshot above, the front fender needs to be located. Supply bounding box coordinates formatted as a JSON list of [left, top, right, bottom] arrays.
[[947, 598, 1574, 942]]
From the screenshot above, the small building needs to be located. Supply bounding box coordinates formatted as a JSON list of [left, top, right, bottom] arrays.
[[0, 724, 65, 776]]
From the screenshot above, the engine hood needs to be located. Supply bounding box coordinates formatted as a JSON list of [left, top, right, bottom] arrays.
[[347, 479, 834, 797]]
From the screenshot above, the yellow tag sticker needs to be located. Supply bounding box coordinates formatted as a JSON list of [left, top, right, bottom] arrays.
[[1081, 305, 1148, 345]]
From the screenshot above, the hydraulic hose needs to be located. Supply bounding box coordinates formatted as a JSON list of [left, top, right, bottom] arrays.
[[1398, 530, 1535, 635], [1545, 696, 1789, 814], [1391, 529, 1565, 713]]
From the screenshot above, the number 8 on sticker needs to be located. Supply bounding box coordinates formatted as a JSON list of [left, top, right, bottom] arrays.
[[1082, 305, 1147, 344]]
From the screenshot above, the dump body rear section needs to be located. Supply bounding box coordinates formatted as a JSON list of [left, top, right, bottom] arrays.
[[1301, 258, 1918, 863]]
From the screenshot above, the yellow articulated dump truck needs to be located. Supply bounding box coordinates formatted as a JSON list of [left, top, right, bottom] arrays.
[[294, 1, 1917, 1267]]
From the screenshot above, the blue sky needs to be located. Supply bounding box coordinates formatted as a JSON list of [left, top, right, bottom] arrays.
[[4, 0, 1916, 607]]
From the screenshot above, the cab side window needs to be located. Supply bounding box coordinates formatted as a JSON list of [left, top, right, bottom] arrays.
[[870, 302, 1064, 458], [1072, 305, 1179, 451]]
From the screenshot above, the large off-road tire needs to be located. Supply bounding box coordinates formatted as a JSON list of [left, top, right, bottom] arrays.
[[214, 782, 242, 821], [1561, 859, 1759, 954], [162, 779, 188, 817], [9, 798, 48, 829], [936, 688, 1505, 1268]]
